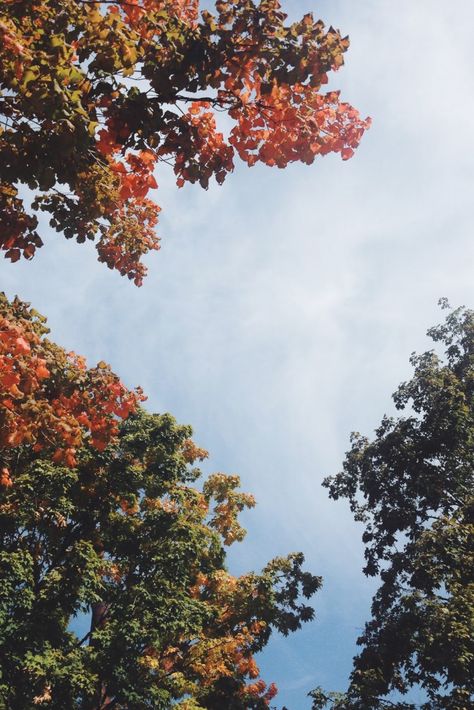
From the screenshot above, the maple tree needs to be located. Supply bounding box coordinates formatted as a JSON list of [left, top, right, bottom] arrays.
[[0, 291, 144, 478], [0, 0, 370, 284], [0, 295, 321, 709], [316, 302, 474, 710]]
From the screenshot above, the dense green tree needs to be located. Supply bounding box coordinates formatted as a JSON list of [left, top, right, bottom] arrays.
[[317, 302, 473, 710], [0, 297, 320, 709]]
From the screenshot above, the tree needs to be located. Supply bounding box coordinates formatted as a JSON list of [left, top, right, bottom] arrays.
[[0, 291, 144, 475], [0, 294, 321, 709], [0, 0, 370, 284], [319, 302, 474, 710]]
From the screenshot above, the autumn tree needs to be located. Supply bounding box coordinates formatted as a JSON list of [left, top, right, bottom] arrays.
[[0, 291, 144, 475], [0, 0, 370, 284], [0, 294, 320, 709], [316, 302, 474, 710]]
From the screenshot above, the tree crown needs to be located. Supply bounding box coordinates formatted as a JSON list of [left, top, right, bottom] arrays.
[[0, 0, 370, 283], [0, 295, 321, 709], [322, 303, 474, 710]]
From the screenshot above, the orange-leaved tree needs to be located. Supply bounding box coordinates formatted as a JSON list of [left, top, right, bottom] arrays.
[[0, 294, 321, 709], [0, 0, 370, 284], [0, 291, 145, 479]]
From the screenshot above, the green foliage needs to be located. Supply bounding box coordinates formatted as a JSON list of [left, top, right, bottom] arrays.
[[0, 407, 321, 708], [321, 303, 474, 710]]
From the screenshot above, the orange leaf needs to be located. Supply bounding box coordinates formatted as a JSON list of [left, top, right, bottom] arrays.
[[0, 467, 12, 487]]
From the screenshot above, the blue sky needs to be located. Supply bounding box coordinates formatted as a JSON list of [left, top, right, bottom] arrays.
[[1, 1, 474, 707]]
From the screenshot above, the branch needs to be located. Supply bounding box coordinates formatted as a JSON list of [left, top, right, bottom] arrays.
[[77, 0, 146, 7], [72, 629, 93, 648]]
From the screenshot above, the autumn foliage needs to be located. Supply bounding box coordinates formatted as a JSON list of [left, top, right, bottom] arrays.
[[0, 0, 370, 283], [0, 296, 320, 708], [0, 292, 144, 481]]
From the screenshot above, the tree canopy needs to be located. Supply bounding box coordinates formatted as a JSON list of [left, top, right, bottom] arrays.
[[0, 0, 370, 283], [0, 292, 144, 476], [0, 294, 321, 709], [318, 302, 474, 710]]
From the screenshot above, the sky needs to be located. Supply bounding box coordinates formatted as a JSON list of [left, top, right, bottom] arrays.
[[1, 1, 474, 707]]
